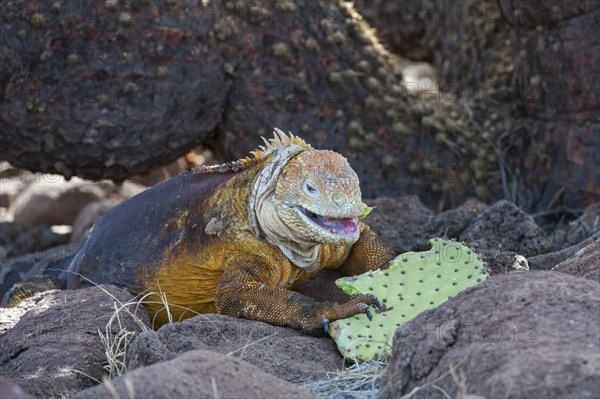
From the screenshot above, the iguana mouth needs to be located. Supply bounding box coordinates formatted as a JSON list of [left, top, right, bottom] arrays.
[[297, 207, 359, 237]]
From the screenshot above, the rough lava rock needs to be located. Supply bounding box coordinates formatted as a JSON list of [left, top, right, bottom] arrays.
[[552, 202, 600, 250], [127, 313, 342, 383], [380, 271, 600, 398], [347, 196, 532, 276], [75, 349, 315, 399], [553, 240, 600, 283], [0, 285, 150, 398], [529, 232, 600, 270], [460, 200, 552, 257], [0, 289, 63, 335], [365, 195, 479, 253], [365, 195, 433, 253], [0, 378, 37, 399]]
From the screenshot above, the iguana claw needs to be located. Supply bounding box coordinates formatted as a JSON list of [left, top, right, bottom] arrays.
[[322, 318, 330, 334], [365, 308, 373, 321], [373, 297, 382, 309]]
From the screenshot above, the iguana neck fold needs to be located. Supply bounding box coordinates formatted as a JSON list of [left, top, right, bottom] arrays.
[[249, 145, 321, 269]]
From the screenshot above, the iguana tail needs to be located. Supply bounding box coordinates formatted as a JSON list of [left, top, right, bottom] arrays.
[[1, 275, 65, 307], [0, 252, 74, 307]]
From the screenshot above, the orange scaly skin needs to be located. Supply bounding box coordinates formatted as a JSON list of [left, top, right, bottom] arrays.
[[67, 129, 395, 331]]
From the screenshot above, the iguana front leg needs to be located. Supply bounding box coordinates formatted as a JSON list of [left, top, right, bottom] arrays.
[[215, 254, 379, 333], [338, 223, 395, 276]]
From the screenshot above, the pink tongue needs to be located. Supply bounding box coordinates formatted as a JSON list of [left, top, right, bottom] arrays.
[[318, 217, 359, 234], [340, 218, 359, 233]]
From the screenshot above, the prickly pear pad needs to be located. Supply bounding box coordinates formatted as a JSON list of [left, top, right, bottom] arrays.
[[329, 238, 488, 361]]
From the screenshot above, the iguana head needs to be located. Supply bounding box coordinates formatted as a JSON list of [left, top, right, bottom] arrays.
[[274, 149, 368, 245]]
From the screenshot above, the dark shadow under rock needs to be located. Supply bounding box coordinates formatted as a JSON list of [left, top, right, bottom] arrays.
[[0, 285, 150, 398], [380, 271, 600, 399], [294, 269, 349, 304], [553, 240, 600, 283], [126, 313, 342, 384], [460, 200, 552, 257], [75, 349, 315, 399]]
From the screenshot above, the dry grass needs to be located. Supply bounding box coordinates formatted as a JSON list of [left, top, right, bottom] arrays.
[[305, 352, 485, 399], [304, 358, 388, 399], [99, 302, 141, 378], [96, 287, 207, 378], [56, 270, 202, 379]]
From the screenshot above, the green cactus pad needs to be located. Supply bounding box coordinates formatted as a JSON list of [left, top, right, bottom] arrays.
[[329, 238, 488, 361]]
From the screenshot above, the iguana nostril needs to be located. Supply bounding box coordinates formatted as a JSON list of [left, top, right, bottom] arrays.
[[332, 193, 344, 205]]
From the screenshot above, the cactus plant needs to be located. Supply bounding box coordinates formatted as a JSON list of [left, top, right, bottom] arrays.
[[329, 238, 488, 361]]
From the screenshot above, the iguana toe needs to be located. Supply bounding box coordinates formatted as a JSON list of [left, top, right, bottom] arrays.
[[322, 318, 330, 334]]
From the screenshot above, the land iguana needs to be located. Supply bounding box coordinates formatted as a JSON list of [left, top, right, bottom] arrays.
[[8, 129, 396, 332]]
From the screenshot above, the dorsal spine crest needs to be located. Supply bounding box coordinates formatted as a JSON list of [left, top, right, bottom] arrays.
[[197, 128, 312, 173]]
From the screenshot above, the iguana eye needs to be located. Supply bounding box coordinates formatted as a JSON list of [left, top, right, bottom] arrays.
[[303, 179, 319, 196]]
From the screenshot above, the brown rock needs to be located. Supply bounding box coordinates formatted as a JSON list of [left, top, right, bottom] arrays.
[[1, 1, 226, 182], [11, 177, 115, 226], [75, 349, 315, 399], [0, 285, 150, 398], [529, 232, 600, 270], [0, 288, 62, 335], [70, 200, 119, 244], [2, 0, 597, 215], [0, 222, 70, 259], [0, 178, 28, 209], [0, 162, 21, 180], [11, 177, 145, 227], [563, 202, 600, 245], [380, 271, 600, 398], [553, 240, 600, 283], [356, 0, 600, 213], [552, 202, 600, 250], [460, 200, 551, 257], [129, 157, 189, 187], [13, 175, 113, 226], [365, 196, 478, 253], [420, 206, 478, 245], [127, 313, 342, 383], [365, 195, 433, 253]]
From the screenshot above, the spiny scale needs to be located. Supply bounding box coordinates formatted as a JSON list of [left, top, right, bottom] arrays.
[[197, 128, 312, 173]]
